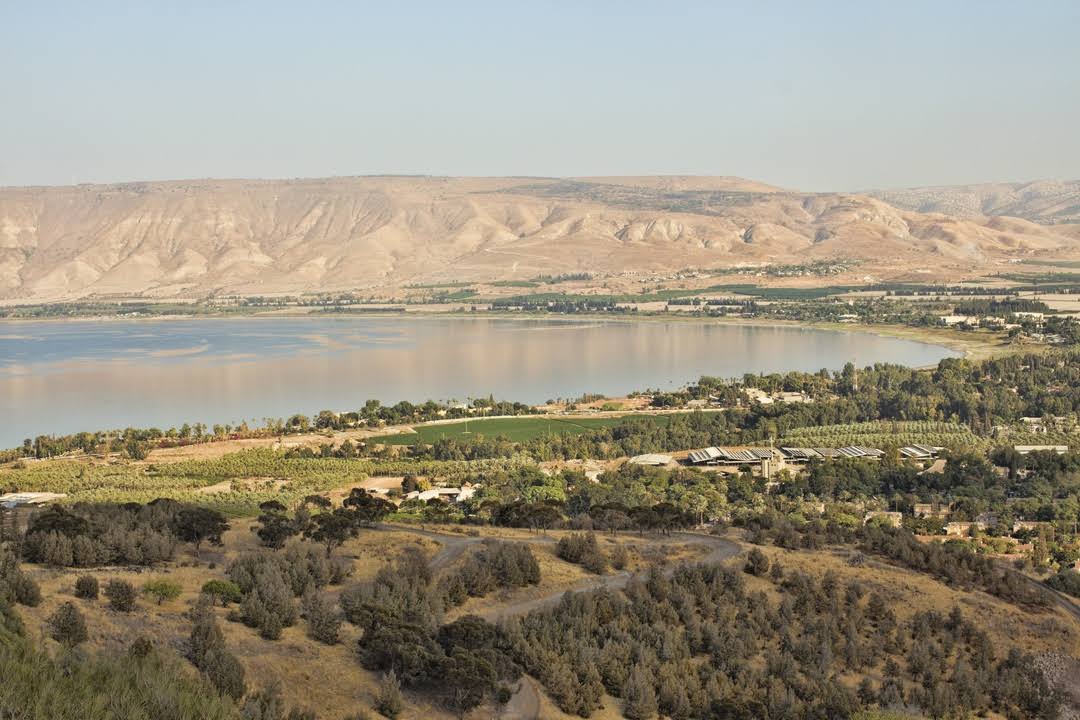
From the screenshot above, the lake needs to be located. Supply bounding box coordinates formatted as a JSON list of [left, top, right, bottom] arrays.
[[0, 316, 959, 447]]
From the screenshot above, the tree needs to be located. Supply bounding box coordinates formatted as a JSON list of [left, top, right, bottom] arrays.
[[124, 437, 151, 460], [255, 511, 300, 549], [172, 507, 229, 560], [375, 671, 404, 719], [47, 601, 88, 647], [105, 579, 138, 611], [304, 509, 359, 557], [444, 647, 496, 717], [143, 578, 182, 605], [343, 489, 395, 526], [623, 666, 658, 720]]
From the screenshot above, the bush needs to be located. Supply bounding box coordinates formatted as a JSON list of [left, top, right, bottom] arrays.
[[556, 532, 598, 564], [375, 671, 404, 719], [1046, 569, 1080, 598], [201, 644, 246, 700], [302, 591, 341, 645], [610, 545, 629, 570], [13, 574, 41, 607], [201, 579, 243, 606], [744, 548, 770, 576], [105, 579, 138, 611], [74, 575, 99, 600], [189, 595, 246, 700], [143, 578, 183, 605], [581, 550, 608, 575], [47, 602, 88, 647]]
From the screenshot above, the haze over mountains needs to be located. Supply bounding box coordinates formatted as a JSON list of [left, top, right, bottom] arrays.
[[1, 176, 1079, 301]]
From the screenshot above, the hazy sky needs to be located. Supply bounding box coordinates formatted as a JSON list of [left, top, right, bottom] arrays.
[[3, 1, 1078, 190]]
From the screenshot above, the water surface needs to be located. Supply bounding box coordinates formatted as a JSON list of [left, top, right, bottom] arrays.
[[0, 316, 958, 447]]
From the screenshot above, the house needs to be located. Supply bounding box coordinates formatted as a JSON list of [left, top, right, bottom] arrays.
[[900, 445, 942, 460], [628, 453, 674, 467], [1014, 445, 1068, 455], [744, 388, 774, 405], [1012, 520, 1046, 533], [403, 485, 477, 503], [864, 511, 903, 527], [776, 391, 811, 404], [0, 492, 67, 508], [945, 522, 975, 537], [913, 503, 946, 519], [939, 315, 969, 326], [687, 447, 783, 465]]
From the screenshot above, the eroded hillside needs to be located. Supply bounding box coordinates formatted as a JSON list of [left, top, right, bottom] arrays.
[[1, 176, 1078, 300]]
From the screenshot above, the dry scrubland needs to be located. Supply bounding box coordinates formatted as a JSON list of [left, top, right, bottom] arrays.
[[15, 518, 1080, 719], [15, 520, 715, 720]]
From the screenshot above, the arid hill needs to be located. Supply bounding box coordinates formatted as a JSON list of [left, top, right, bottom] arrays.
[[869, 179, 1080, 225], [1, 176, 1079, 301]]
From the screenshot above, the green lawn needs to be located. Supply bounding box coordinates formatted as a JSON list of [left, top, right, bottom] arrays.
[[374, 413, 682, 445]]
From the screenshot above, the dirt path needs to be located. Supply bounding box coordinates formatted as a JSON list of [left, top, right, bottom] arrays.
[[481, 532, 741, 620], [499, 676, 541, 720]]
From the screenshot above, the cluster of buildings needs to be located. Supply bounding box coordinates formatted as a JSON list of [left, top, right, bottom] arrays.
[[683, 444, 938, 477], [0, 492, 67, 509], [939, 312, 1045, 329], [743, 388, 813, 405], [400, 484, 478, 504]]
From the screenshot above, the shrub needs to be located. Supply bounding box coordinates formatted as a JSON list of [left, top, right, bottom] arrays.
[[1046, 569, 1080, 598], [611, 545, 629, 570], [105, 579, 138, 612], [74, 575, 99, 600], [47, 602, 88, 647], [13, 575, 42, 607], [556, 532, 598, 564], [744, 548, 770, 576], [189, 595, 246, 700], [375, 671, 404, 719], [202, 644, 246, 700], [143, 578, 183, 605], [201, 579, 243, 606], [581, 550, 608, 575], [302, 591, 341, 645]]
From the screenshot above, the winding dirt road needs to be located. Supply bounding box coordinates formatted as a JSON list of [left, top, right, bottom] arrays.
[[374, 524, 743, 720]]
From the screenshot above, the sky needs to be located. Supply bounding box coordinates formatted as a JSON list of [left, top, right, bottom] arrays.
[[2, 1, 1078, 191]]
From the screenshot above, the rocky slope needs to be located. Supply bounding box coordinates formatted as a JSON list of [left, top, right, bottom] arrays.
[[870, 180, 1080, 225], [1, 176, 1078, 301]]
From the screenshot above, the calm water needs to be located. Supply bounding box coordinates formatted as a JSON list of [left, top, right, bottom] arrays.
[[0, 317, 958, 447]]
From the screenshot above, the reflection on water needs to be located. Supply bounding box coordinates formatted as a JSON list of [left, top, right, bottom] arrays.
[[0, 317, 958, 446]]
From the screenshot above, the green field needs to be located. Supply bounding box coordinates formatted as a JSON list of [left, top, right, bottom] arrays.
[[375, 413, 685, 445]]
